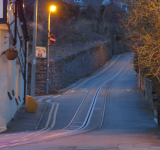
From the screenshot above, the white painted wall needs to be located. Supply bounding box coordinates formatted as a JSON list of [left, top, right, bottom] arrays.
[[0, 29, 9, 131], [0, 0, 26, 132]]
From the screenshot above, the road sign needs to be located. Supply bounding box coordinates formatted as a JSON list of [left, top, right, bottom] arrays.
[[50, 34, 56, 45], [36, 47, 46, 58], [38, 53, 42, 57]]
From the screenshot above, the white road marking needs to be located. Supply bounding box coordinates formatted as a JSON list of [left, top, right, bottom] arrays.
[[53, 95, 60, 99], [37, 98, 44, 102], [45, 103, 55, 128], [46, 99, 52, 103], [37, 95, 60, 102], [12, 140, 18, 142], [21, 138, 29, 141], [33, 102, 59, 136], [50, 103, 59, 128], [82, 88, 87, 92], [125, 89, 132, 91]]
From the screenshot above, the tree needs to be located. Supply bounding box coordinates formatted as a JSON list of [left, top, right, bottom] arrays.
[[123, 0, 160, 81]]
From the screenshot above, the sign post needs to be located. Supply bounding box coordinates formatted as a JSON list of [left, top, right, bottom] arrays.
[[46, 31, 56, 95]]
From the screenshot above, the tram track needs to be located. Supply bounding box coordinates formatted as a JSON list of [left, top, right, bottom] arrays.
[[64, 55, 121, 94], [0, 53, 133, 149]]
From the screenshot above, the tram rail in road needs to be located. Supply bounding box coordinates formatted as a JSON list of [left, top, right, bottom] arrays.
[[0, 53, 133, 149]]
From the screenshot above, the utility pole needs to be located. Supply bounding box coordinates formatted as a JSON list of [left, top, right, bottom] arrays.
[[31, 0, 38, 96]]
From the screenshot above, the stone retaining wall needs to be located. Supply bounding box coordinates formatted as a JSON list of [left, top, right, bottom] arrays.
[[138, 70, 160, 125], [138, 72, 153, 109], [28, 41, 112, 95]]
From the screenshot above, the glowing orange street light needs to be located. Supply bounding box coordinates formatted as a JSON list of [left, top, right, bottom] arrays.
[[50, 6, 56, 12]]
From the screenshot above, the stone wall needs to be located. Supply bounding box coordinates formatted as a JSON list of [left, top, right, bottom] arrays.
[[138, 71, 160, 125], [28, 41, 112, 95], [114, 41, 130, 55], [138, 72, 153, 109]]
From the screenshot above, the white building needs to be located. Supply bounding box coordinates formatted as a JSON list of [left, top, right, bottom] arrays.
[[0, 0, 28, 132]]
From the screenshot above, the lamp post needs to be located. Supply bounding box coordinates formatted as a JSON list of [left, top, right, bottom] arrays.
[[31, 0, 38, 96], [46, 6, 56, 95]]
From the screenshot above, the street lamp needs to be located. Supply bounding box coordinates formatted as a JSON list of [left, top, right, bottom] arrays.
[[46, 5, 56, 95], [31, 0, 38, 97], [51, 6, 56, 12]]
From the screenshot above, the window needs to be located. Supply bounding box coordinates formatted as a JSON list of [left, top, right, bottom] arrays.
[[74, 0, 81, 2]]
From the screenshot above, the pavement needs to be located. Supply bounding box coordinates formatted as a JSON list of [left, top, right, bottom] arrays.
[[6, 101, 48, 132]]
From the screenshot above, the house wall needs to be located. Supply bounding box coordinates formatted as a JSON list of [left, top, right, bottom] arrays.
[[0, 29, 9, 131], [0, 0, 26, 132]]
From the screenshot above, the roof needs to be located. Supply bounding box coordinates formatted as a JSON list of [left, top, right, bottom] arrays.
[[102, 0, 112, 5]]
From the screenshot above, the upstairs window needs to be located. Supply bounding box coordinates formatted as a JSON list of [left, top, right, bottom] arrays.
[[74, 0, 81, 2]]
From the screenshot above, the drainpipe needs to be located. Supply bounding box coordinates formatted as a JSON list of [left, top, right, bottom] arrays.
[[24, 41, 26, 104], [24, 40, 29, 104], [13, 0, 17, 46]]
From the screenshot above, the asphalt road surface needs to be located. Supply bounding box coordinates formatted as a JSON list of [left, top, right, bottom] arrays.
[[0, 52, 160, 150]]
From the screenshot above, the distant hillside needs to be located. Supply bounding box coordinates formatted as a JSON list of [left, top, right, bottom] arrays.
[[24, 0, 125, 59]]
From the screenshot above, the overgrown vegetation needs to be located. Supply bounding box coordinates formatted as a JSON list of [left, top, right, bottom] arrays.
[[121, 0, 160, 97], [122, 0, 160, 80]]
